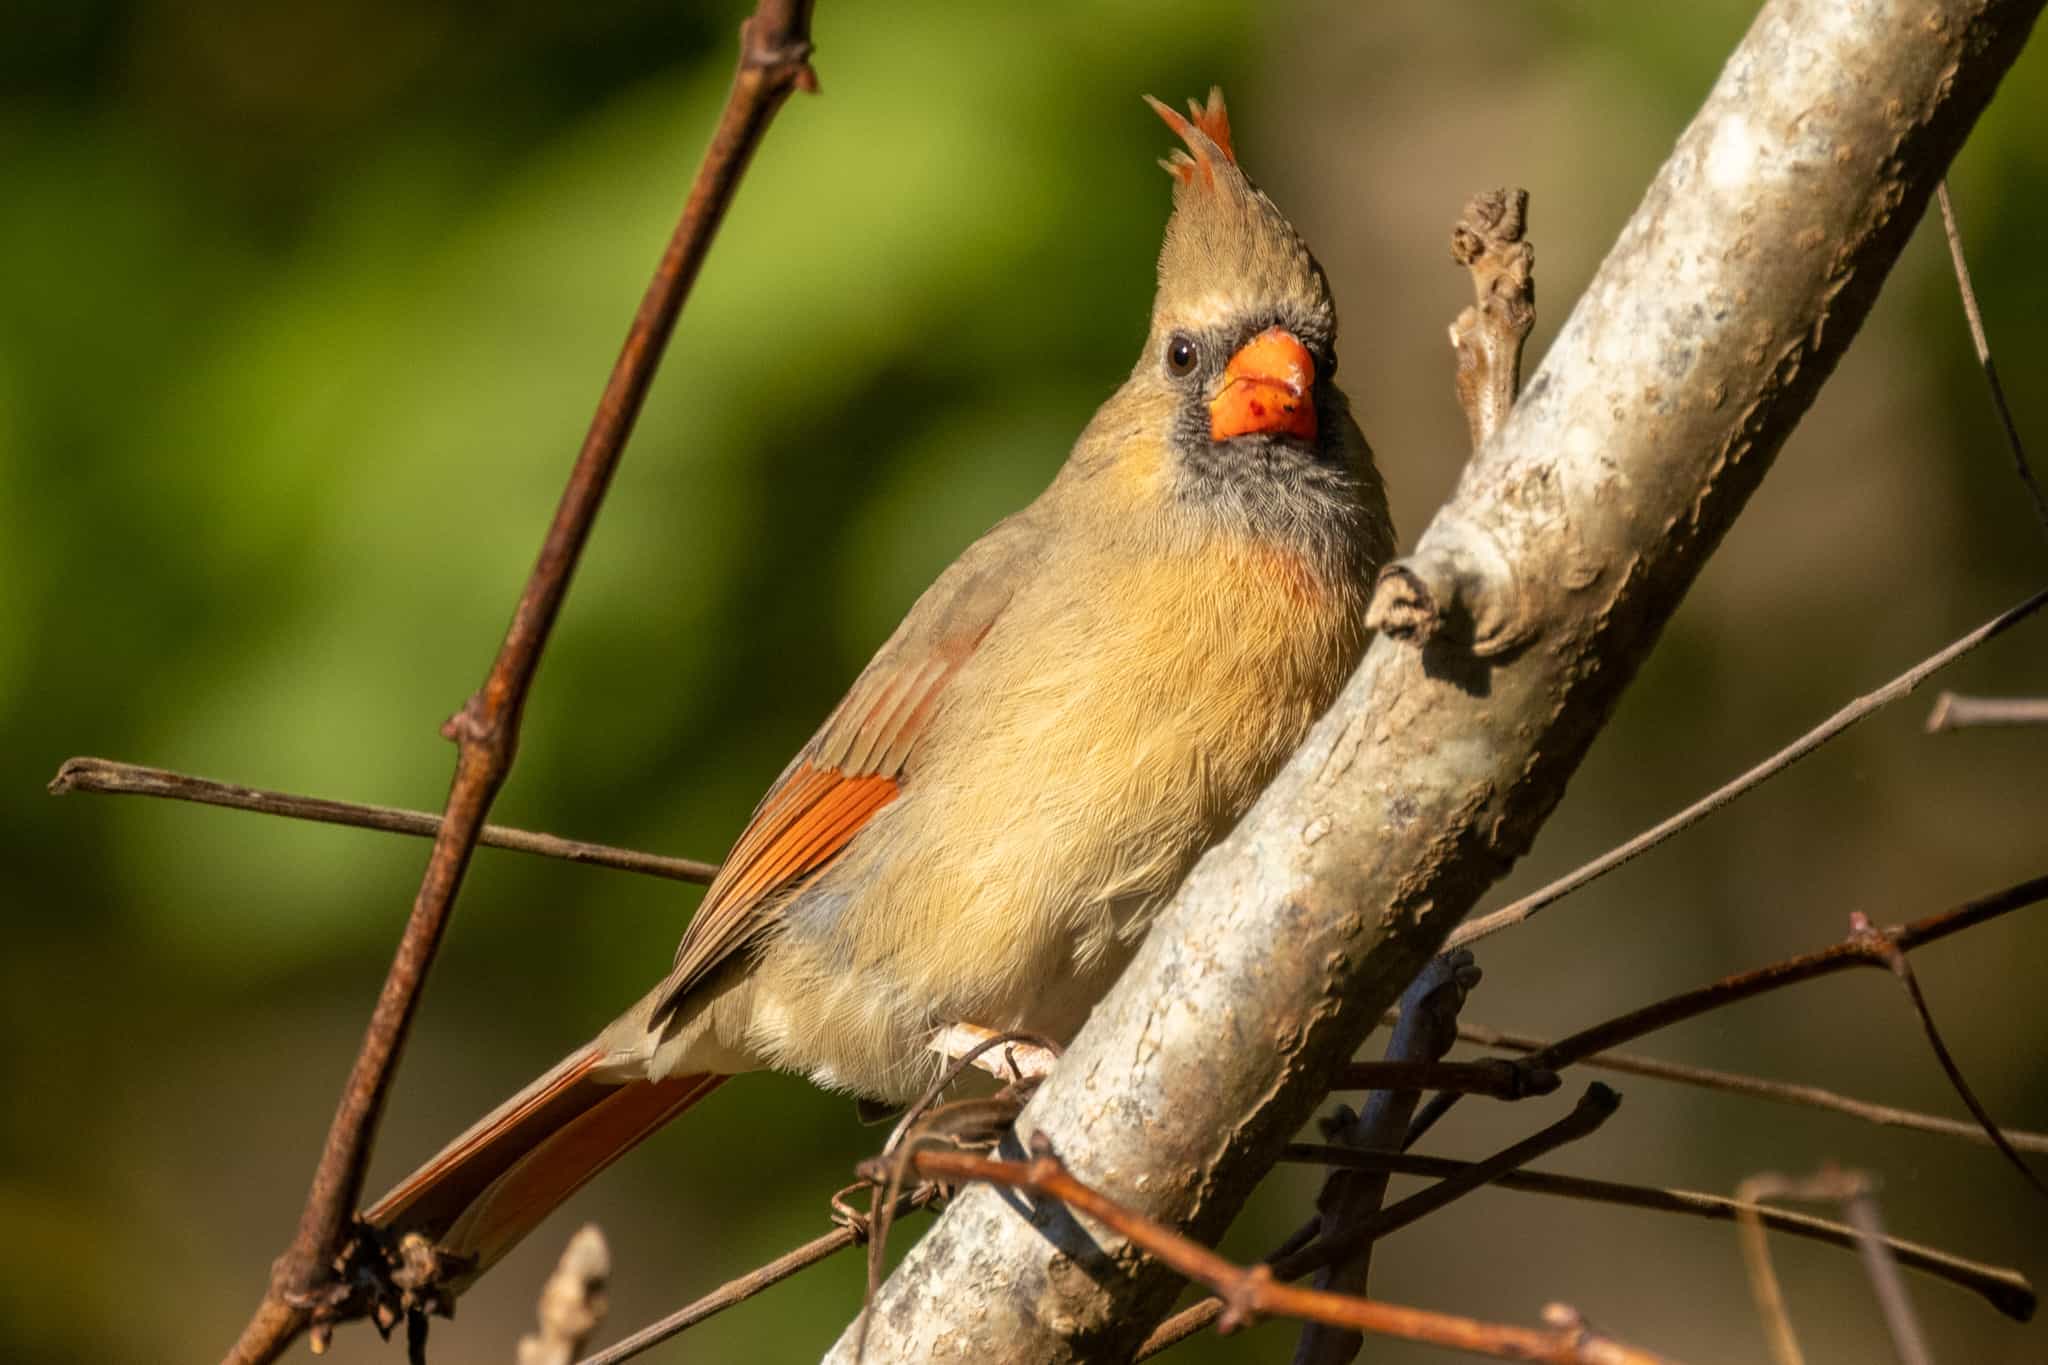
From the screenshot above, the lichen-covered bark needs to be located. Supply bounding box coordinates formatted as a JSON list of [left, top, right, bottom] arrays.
[[824, 2, 2044, 1360]]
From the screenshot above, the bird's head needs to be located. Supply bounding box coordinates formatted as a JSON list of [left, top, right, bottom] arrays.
[[1132, 89, 1349, 496]]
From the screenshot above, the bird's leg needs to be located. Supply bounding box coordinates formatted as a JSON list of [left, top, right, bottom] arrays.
[[928, 1023, 1061, 1087]]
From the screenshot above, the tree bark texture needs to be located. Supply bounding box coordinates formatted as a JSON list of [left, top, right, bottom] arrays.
[[826, 1, 2043, 1360]]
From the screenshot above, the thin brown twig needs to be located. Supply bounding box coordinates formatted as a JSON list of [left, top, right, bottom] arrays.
[[1445, 1020, 2048, 1154], [1733, 1173, 1807, 1365], [217, 7, 819, 1363], [575, 1186, 937, 1365], [1141, 1087, 1620, 1359], [1278, 1146, 2034, 1322], [1849, 912, 2048, 1199], [47, 757, 718, 884], [1450, 587, 2048, 949], [1936, 181, 2048, 538], [1925, 691, 2048, 730], [1410, 873, 2048, 1154], [921, 1126, 1668, 1364]]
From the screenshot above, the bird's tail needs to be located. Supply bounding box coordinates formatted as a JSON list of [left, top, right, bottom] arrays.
[[362, 1042, 725, 1283]]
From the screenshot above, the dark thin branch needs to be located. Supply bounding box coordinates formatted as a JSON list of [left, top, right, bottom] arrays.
[[1410, 873, 2048, 1151], [1140, 1087, 1619, 1359], [1850, 913, 2048, 1199], [576, 1187, 937, 1365], [1447, 1021, 2048, 1154], [47, 757, 717, 884], [1279, 1147, 2033, 1323], [1451, 588, 2048, 949], [1925, 691, 2048, 730], [1936, 181, 2048, 539], [1298, 954, 1475, 1365], [219, 7, 819, 1363], [920, 1124, 1666, 1365], [1330, 1057, 1558, 1101]]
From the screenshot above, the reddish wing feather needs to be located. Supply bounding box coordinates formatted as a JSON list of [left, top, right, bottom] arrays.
[[659, 763, 899, 1008], [652, 583, 1007, 1022]]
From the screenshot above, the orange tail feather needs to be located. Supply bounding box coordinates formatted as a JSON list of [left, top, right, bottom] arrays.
[[364, 1044, 724, 1280]]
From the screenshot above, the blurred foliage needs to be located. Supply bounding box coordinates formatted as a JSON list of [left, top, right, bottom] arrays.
[[3, 3, 2044, 1363]]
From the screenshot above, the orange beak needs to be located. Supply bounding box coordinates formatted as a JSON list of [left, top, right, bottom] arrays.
[[1208, 327, 1317, 443]]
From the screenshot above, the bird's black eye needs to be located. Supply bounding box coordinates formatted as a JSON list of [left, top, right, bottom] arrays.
[[1165, 334, 1200, 377]]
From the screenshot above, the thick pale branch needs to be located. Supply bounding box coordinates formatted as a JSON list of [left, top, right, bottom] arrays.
[[831, 5, 2047, 1359]]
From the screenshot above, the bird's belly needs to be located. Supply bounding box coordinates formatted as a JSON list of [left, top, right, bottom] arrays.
[[740, 548, 1363, 1102]]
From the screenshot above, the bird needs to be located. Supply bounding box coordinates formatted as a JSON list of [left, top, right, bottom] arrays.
[[363, 87, 1394, 1291]]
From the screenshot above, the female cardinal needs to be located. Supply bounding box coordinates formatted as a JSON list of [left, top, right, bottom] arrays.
[[366, 89, 1394, 1286]]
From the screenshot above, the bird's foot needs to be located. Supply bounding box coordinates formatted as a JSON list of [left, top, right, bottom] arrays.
[[928, 1023, 1062, 1089]]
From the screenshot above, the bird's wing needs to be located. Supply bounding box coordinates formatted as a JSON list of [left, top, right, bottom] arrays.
[[649, 520, 1035, 1024]]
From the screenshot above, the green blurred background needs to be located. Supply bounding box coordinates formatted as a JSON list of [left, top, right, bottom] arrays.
[[5, 2, 2045, 1361]]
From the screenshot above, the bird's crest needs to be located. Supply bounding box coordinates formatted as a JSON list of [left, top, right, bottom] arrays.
[[1140, 87, 1332, 346], [1145, 87, 1235, 188]]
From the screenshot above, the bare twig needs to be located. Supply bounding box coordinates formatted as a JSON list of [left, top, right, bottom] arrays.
[[48, 757, 717, 884], [1446, 1021, 2048, 1155], [1849, 913, 2048, 1199], [1410, 874, 2048, 1150], [1452, 588, 2048, 949], [518, 1226, 611, 1365], [1297, 954, 1475, 1365], [921, 1128, 1667, 1364], [1142, 1087, 1620, 1359], [1736, 1168, 1934, 1365], [218, 8, 820, 1363], [1280, 1147, 2033, 1323], [1925, 691, 2048, 731], [1450, 188, 1535, 452], [1936, 181, 2048, 538], [1841, 1181, 1937, 1365], [575, 1186, 937, 1365], [1734, 1172, 1808, 1365], [1331, 1057, 1559, 1101]]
